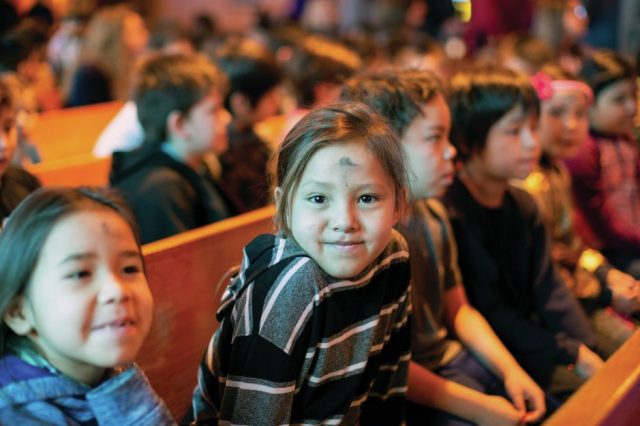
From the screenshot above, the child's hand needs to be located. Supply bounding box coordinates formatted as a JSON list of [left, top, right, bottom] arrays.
[[607, 269, 640, 314], [575, 344, 605, 379], [503, 368, 546, 423], [473, 395, 524, 426]]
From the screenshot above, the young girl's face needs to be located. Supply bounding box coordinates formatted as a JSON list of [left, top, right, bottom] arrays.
[[477, 104, 540, 181], [539, 89, 590, 160], [590, 79, 637, 135], [16, 209, 153, 385], [287, 143, 400, 279], [0, 106, 17, 177]]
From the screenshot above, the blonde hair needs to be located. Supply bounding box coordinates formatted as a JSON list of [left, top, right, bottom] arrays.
[[81, 4, 145, 100]]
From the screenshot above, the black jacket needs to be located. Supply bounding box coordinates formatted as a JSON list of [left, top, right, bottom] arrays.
[[110, 148, 236, 244]]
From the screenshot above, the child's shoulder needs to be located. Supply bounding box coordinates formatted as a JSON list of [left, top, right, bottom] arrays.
[[384, 229, 410, 260], [240, 233, 329, 293]]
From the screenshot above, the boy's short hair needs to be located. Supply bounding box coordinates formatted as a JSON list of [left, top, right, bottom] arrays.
[[341, 69, 444, 137], [580, 49, 636, 98], [214, 38, 282, 112], [448, 66, 539, 162], [287, 35, 361, 107], [0, 18, 48, 73], [133, 52, 227, 147]]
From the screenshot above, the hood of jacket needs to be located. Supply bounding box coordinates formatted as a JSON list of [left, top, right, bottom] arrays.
[[217, 234, 308, 321]]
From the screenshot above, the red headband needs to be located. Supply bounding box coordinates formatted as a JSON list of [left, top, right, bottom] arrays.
[[531, 72, 593, 104]]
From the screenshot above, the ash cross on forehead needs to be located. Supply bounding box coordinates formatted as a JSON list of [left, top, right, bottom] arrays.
[[338, 156, 358, 166]]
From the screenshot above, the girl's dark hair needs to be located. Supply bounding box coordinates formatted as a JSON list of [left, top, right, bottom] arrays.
[[275, 102, 407, 236], [580, 50, 636, 98], [448, 66, 539, 162], [341, 69, 444, 137], [0, 187, 141, 354]]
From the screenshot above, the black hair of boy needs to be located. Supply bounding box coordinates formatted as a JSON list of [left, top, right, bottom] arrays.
[[448, 66, 539, 162], [215, 38, 282, 113], [579, 50, 636, 97], [287, 35, 361, 107]]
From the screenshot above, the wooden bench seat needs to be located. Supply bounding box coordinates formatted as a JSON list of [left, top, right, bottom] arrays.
[[545, 328, 640, 425], [137, 206, 275, 419]]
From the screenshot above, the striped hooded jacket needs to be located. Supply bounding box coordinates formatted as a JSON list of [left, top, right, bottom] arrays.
[[191, 231, 411, 425]]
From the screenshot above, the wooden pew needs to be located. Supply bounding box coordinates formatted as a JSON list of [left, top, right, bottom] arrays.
[[26, 155, 111, 187], [137, 206, 275, 419], [545, 328, 640, 425], [30, 101, 123, 163]]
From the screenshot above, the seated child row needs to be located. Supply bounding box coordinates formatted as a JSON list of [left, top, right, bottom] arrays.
[[0, 59, 638, 424]]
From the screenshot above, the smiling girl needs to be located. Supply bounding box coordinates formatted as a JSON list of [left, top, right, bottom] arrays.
[[192, 102, 412, 424], [0, 187, 174, 424]]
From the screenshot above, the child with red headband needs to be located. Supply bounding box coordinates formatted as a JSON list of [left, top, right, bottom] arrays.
[[523, 64, 638, 359], [565, 50, 640, 280]]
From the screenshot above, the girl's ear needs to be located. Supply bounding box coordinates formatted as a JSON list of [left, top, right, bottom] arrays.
[[393, 189, 408, 225], [3, 296, 34, 336]]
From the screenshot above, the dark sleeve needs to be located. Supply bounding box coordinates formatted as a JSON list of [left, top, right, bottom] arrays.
[[132, 173, 199, 244], [565, 136, 640, 252], [436, 202, 464, 291], [66, 63, 112, 107], [530, 214, 597, 361]]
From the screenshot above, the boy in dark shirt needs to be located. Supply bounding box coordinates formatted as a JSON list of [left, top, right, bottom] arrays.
[[342, 70, 546, 425], [443, 66, 601, 400], [110, 53, 235, 243]]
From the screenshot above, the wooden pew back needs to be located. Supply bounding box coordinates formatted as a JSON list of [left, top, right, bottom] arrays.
[[30, 101, 123, 162], [27, 156, 111, 187], [546, 329, 640, 425], [137, 206, 275, 419]]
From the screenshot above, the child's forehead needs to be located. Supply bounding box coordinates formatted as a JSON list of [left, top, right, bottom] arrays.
[[546, 88, 590, 105], [299, 143, 390, 182], [308, 143, 370, 166]]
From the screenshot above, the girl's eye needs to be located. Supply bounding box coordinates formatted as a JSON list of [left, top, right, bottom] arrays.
[[66, 270, 91, 280], [549, 107, 564, 117], [425, 134, 440, 143], [359, 194, 378, 204], [123, 265, 142, 275], [308, 195, 325, 204]]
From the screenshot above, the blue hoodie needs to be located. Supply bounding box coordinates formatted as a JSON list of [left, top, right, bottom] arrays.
[[0, 353, 176, 425]]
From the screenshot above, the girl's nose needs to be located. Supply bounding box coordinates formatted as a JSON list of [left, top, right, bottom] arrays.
[[522, 126, 539, 150], [565, 114, 578, 131], [331, 204, 359, 233], [443, 141, 457, 161], [97, 273, 131, 304]]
